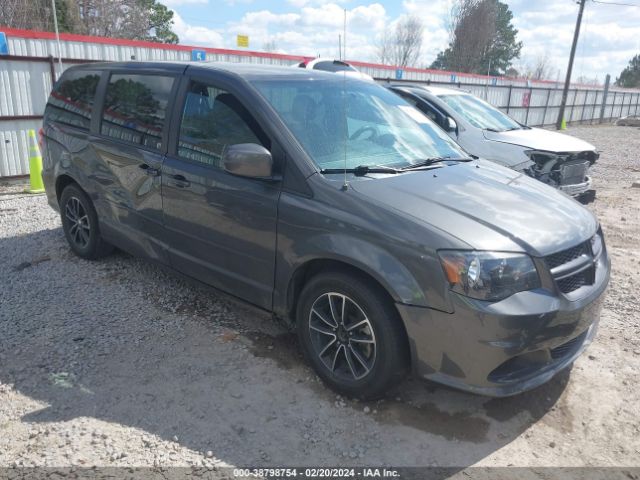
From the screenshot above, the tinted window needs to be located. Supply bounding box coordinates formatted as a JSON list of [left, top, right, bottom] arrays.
[[178, 81, 269, 168], [47, 69, 100, 130], [101, 74, 174, 151]]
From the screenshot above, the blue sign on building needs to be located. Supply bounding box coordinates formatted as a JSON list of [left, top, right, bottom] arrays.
[[395, 69, 403, 80], [191, 49, 206, 61], [0, 33, 8, 55], [450, 73, 457, 83]]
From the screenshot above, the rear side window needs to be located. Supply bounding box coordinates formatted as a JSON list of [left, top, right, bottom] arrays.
[[177, 81, 269, 168], [47, 69, 100, 130], [101, 74, 174, 151]]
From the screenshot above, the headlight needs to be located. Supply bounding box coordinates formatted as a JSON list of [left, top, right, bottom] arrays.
[[591, 231, 603, 259], [438, 251, 541, 301]]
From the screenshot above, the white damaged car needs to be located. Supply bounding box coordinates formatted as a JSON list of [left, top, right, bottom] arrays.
[[296, 58, 374, 82], [390, 84, 598, 201]]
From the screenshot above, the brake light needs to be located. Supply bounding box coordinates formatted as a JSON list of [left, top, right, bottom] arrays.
[[38, 128, 44, 150]]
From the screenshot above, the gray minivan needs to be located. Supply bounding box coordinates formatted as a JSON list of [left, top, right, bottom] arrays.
[[41, 62, 610, 399]]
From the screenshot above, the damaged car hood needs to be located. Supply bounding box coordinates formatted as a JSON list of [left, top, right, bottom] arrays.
[[350, 160, 597, 256], [482, 127, 596, 153]]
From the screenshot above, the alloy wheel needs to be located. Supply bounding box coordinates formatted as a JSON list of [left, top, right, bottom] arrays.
[[308, 292, 376, 381], [65, 196, 91, 248]]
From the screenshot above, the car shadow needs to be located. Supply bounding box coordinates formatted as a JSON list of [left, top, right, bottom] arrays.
[[0, 226, 570, 468]]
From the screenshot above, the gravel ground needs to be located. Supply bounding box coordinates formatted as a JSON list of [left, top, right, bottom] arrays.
[[0, 124, 639, 470]]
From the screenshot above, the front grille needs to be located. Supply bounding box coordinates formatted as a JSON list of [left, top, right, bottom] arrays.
[[550, 330, 588, 360], [559, 160, 589, 186], [545, 242, 589, 270], [545, 241, 595, 294], [556, 268, 594, 293]]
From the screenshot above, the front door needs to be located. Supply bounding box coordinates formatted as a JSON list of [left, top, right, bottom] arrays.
[[161, 76, 281, 309]]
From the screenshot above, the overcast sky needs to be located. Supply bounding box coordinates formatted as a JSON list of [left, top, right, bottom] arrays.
[[164, 0, 640, 82]]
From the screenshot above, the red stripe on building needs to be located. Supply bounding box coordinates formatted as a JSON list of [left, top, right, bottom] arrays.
[[0, 26, 606, 88]]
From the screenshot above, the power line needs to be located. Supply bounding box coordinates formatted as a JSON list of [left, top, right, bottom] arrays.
[[592, 0, 640, 7]]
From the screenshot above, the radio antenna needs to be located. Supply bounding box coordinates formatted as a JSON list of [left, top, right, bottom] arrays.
[[343, 8, 347, 60], [341, 8, 348, 191]]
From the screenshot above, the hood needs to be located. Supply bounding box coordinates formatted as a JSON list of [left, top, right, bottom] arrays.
[[350, 160, 597, 256], [482, 127, 596, 153]]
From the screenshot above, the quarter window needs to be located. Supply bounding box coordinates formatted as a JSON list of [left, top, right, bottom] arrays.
[[47, 69, 100, 130], [101, 74, 174, 151], [178, 81, 269, 168]]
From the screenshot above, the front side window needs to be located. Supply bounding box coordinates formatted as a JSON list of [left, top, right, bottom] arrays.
[[400, 92, 442, 126], [101, 74, 174, 151], [252, 78, 466, 170], [438, 93, 521, 132], [47, 69, 100, 130], [178, 81, 269, 168]]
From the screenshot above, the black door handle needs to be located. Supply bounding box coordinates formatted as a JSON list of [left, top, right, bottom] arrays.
[[169, 174, 190, 188], [140, 164, 160, 176]]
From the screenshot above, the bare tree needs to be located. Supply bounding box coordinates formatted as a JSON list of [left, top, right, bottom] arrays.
[[523, 53, 554, 80], [448, 0, 496, 72], [375, 29, 393, 65], [376, 15, 424, 68], [0, 0, 56, 31], [575, 75, 601, 86], [74, 0, 153, 39], [0, 0, 178, 43]]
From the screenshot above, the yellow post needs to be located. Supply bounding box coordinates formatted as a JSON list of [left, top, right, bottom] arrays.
[[25, 129, 45, 194], [560, 117, 567, 130]]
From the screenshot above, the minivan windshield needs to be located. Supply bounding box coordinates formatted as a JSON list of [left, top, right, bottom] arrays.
[[438, 93, 522, 132], [252, 78, 468, 171]]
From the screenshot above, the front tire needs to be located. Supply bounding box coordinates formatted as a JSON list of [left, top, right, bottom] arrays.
[[296, 271, 408, 399], [60, 184, 113, 260]]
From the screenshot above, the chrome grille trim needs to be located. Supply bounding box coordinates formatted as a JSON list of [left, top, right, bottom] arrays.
[[545, 238, 597, 294]]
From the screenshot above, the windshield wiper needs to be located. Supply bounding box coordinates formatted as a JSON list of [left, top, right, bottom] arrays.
[[485, 126, 522, 132], [401, 157, 473, 170], [320, 164, 402, 176]]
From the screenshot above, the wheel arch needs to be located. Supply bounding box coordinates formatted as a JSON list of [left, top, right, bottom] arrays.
[[285, 257, 413, 367], [55, 173, 82, 202], [279, 232, 428, 319]]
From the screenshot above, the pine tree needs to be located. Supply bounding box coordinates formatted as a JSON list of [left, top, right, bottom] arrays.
[[616, 54, 640, 88]]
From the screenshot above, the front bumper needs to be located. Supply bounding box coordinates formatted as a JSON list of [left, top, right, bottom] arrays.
[[559, 176, 593, 197], [397, 255, 610, 397]]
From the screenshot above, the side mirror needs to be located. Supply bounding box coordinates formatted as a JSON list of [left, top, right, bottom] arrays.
[[223, 143, 273, 179], [446, 117, 458, 135]]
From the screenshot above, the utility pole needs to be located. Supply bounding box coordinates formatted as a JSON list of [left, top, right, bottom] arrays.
[[556, 0, 587, 130], [51, 0, 63, 80]]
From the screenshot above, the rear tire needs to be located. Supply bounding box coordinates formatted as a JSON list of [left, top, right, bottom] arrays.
[[296, 271, 408, 400], [60, 184, 113, 260]]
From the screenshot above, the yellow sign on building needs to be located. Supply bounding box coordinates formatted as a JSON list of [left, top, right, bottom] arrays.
[[237, 35, 249, 48]]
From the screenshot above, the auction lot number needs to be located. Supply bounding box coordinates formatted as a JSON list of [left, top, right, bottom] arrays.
[[234, 468, 400, 478]]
